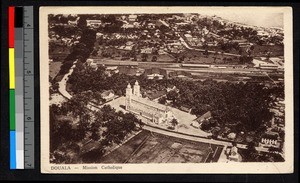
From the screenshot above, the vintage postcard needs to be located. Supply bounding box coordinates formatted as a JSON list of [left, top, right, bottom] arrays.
[[39, 6, 293, 173]]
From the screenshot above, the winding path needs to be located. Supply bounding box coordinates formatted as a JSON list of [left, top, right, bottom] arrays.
[[58, 60, 78, 99]]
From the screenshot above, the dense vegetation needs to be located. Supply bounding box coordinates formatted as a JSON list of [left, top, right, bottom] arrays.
[[50, 92, 143, 163]]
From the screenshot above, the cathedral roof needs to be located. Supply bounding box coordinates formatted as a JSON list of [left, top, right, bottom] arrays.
[[131, 95, 168, 111]]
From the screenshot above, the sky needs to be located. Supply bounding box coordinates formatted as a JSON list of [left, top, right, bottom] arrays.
[[201, 11, 283, 28]]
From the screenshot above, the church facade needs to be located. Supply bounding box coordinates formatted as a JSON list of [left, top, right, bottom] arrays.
[[125, 81, 176, 124]]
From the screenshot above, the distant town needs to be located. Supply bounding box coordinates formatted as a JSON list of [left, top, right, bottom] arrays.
[[48, 13, 285, 164]]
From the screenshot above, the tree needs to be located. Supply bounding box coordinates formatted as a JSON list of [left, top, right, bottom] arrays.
[[151, 55, 158, 62], [141, 53, 148, 62], [166, 90, 178, 103], [211, 126, 221, 139], [158, 96, 167, 104], [170, 118, 178, 127], [244, 141, 258, 162]]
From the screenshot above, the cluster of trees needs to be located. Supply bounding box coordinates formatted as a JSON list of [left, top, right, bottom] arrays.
[[50, 92, 143, 163], [48, 14, 78, 24], [217, 26, 258, 41], [218, 41, 241, 53], [171, 80, 276, 133], [241, 141, 284, 162], [68, 64, 133, 96]]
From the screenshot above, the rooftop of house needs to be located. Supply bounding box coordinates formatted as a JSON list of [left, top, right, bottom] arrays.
[[262, 131, 279, 140], [143, 68, 167, 76], [195, 111, 212, 122], [144, 90, 167, 100], [101, 90, 114, 98]]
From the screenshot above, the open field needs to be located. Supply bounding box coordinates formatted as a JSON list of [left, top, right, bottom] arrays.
[[49, 61, 62, 80], [252, 45, 284, 57], [100, 130, 223, 163], [178, 50, 240, 64]]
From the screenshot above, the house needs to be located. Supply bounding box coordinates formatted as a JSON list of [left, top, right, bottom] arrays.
[[68, 17, 79, 26], [225, 145, 242, 162], [122, 23, 134, 29], [143, 68, 167, 79], [184, 33, 193, 42], [128, 14, 137, 22], [179, 106, 192, 113], [101, 90, 115, 102], [86, 19, 102, 28], [140, 48, 153, 54], [166, 85, 178, 92], [147, 23, 156, 29], [260, 131, 279, 148], [195, 111, 212, 123], [96, 32, 104, 38], [147, 73, 164, 80], [169, 71, 192, 78], [144, 90, 167, 101], [206, 41, 218, 47], [232, 39, 253, 48], [86, 59, 98, 70], [257, 30, 269, 37], [105, 66, 119, 76]]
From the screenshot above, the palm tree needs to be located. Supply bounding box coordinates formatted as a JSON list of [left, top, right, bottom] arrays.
[[170, 118, 178, 127]]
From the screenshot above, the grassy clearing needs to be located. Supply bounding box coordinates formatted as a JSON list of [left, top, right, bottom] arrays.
[[49, 61, 62, 80]]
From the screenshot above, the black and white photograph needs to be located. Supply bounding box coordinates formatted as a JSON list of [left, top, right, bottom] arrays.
[[39, 6, 293, 173]]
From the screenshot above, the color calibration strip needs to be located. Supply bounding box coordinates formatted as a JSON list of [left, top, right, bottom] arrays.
[[9, 6, 34, 169], [9, 6, 16, 169]]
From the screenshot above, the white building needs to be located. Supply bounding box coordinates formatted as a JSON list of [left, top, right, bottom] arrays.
[[128, 14, 137, 22], [86, 20, 102, 28], [125, 81, 176, 124], [147, 73, 164, 80]]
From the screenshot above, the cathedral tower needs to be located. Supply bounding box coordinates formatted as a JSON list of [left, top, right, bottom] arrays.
[[125, 83, 132, 110], [133, 80, 141, 97]]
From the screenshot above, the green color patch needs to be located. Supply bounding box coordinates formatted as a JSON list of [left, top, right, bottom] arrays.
[[9, 89, 15, 131]]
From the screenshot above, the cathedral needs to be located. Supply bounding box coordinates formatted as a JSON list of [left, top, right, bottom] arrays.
[[125, 81, 176, 124]]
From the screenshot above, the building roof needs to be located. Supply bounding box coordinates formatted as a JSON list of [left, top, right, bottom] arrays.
[[101, 90, 114, 98], [143, 68, 167, 76], [195, 111, 212, 122], [131, 95, 167, 111], [232, 39, 248, 43], [184, 34, 193, 38], [169, 70, 191, 77], [145, 90, 167, 100], [179, 106, 191, 113], [129, 14, 137, 19], [262, 131, 279, 140]]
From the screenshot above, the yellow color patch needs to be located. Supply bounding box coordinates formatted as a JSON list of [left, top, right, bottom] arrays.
[[9, 48, 15, 89]]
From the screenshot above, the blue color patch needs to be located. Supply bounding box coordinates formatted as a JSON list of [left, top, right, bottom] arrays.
[[10, 131, 16, 169]]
